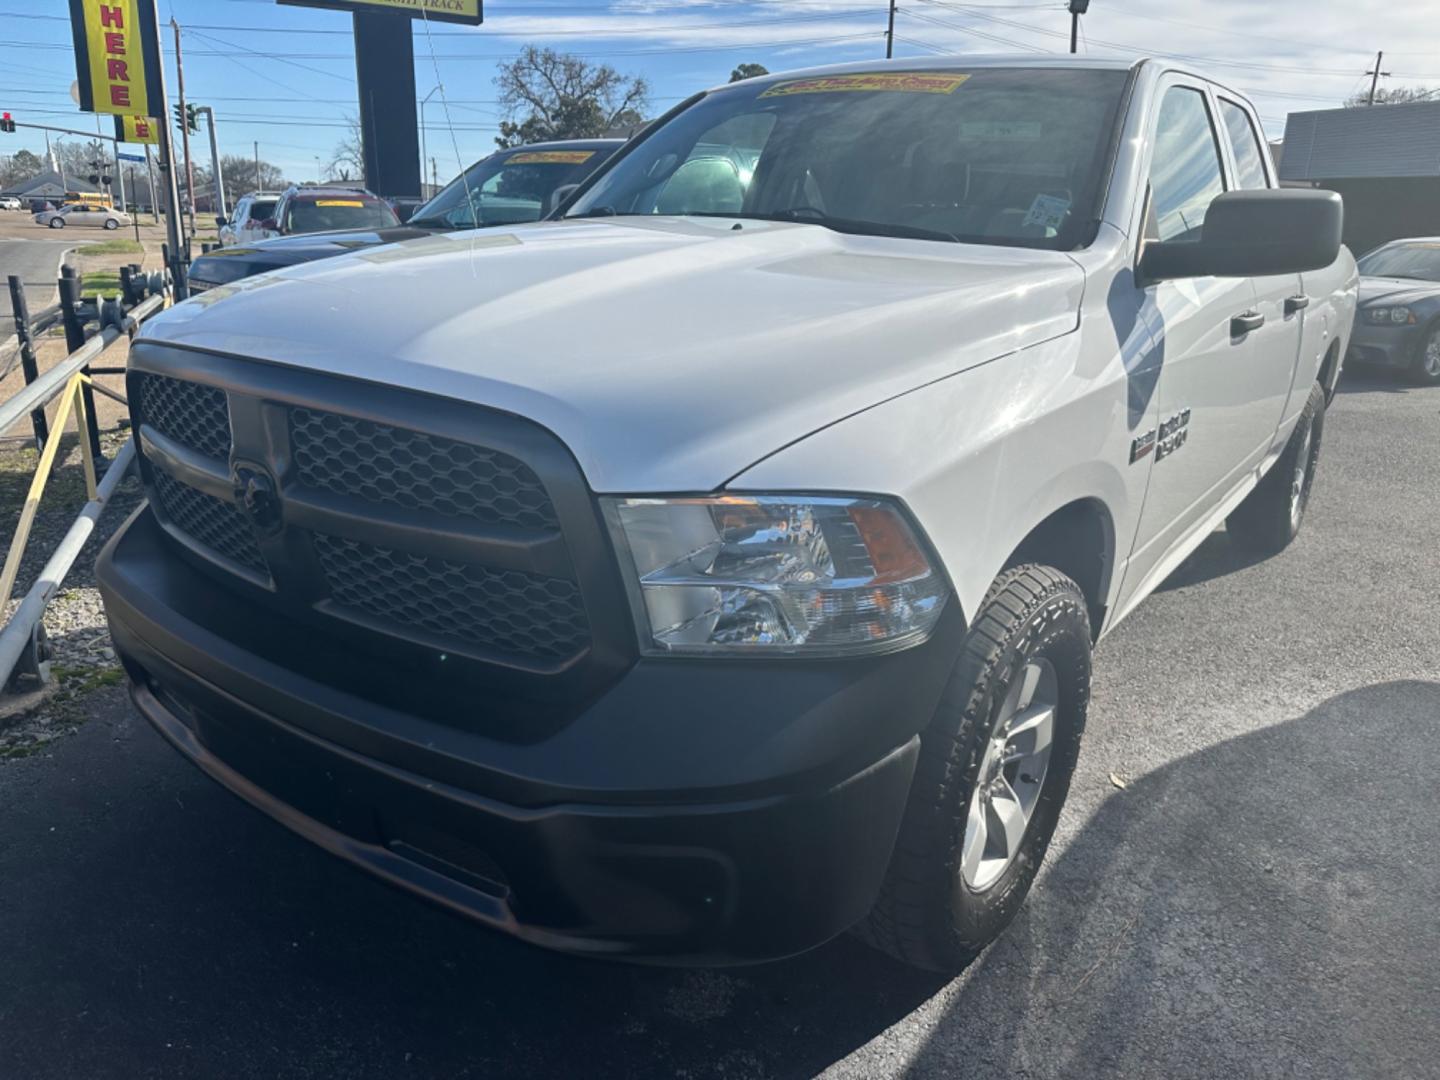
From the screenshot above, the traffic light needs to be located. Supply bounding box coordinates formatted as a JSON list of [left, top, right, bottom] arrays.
[[172, 103, 198, 134], [0, 112, 15, 134]]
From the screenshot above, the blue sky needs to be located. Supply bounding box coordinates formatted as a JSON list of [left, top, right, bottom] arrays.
[[4, 0, 1440, 184]]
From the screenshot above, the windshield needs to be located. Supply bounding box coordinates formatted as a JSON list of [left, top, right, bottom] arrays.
[[410, 146, 616, 229], [1358, 243, 1440, 282], [284, 197, 399, 234], [566, 68, 1128, 249]]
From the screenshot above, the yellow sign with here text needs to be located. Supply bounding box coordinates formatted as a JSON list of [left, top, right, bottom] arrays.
[[68, 0, 162, 116]]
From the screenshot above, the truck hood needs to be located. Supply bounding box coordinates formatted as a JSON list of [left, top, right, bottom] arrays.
[[142, 217, 1084, 492]]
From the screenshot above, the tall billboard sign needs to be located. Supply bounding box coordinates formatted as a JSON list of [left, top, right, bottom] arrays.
[[277, 0, 482, 26], [67, 0, 164, 116]]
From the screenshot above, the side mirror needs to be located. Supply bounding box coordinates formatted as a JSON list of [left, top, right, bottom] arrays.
[[1140, 189, 1343, 283], [548, 183, 580, 216], [215, 215, 227, 227]]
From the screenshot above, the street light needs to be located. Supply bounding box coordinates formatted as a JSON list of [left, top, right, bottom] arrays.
[[1069, 0, 1090, 54], [420, 84, 441, 198]]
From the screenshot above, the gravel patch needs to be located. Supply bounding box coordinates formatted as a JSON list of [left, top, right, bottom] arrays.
[[0, 427, 142, 757]]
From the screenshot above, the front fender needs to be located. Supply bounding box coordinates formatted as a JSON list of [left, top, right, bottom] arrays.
[[730, 331, 1142, 626]]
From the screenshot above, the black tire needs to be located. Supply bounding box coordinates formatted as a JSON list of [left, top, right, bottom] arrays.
[[855, 565, 1092, 972], [48, 218, 63, 229], [103, 218, 118, 230], [1226, 381, 1325, 555], [1411, 322, 1440, 386]]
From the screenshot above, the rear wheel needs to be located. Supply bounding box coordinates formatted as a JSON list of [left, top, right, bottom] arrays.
[[1227, 381, 1325, 555], [1412, 324, 1440, 385], [855, 564, 1091, 972]]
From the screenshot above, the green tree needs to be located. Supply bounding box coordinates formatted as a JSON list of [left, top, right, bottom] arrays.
[[494, 47, 649, 148], [729, 63, 769, 83], [0, 148, 44, 188]]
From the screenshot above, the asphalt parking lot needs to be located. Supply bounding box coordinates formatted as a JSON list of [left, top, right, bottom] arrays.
[[1, 368, 1437, 1080]]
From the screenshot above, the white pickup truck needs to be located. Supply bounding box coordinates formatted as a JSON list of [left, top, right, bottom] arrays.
[[100, 57, 1356, 972]]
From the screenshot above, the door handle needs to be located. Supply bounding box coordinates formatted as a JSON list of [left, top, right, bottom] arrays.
[[1284, 294, 1311, 315], [1231, 311, 1265, 335]]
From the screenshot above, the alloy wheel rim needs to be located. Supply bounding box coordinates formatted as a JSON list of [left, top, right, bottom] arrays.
[[1290, 420, 1315, 530], [960, 658, 1058, 892], [1425, 332, 1440, 377]]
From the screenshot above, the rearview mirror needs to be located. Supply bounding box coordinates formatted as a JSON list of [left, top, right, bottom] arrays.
[[548, 183, 580, 216], [1140, 189, 1343, 283]]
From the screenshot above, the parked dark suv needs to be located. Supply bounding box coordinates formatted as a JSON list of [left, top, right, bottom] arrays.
[[186, 140, 623, 293]]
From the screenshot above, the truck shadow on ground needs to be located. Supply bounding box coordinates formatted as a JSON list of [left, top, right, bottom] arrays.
[[7, 680, 1438, 1079]]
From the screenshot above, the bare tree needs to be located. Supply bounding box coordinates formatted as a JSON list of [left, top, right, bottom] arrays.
[[328, 115, 365, 181], [1344, 85, 1439, 107], [729, 63, 769, 83], [494, 47, 649, 148]]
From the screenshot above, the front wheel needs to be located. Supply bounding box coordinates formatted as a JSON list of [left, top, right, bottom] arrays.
[[1412, 323, 1440, 385], [47, 217, 64, 228], [103, 218, 119, 230], [1227, 381, 1326, 555], [855, 564, 1092, 972]]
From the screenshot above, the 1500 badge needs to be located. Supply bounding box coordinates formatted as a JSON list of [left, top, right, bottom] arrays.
[[1130, 408, 1192, 464]]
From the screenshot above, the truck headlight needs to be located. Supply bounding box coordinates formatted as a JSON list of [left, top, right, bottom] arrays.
[[1366, 306, 1417, 325], [606, 495, 947, 655]]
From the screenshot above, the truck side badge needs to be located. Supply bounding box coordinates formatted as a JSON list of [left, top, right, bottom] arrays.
[[1155, 408, 1192, 462], [1130, 429, 1157, 463]]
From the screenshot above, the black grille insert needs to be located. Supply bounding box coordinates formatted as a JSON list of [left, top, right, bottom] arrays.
[[313, 533, 588, 661], [136, 373, 232, 461], [289, 408, 559, 531], [152, 471, 267, 576]]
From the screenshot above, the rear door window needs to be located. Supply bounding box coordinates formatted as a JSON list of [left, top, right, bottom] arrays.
[[1218, 98, 1271, 190]]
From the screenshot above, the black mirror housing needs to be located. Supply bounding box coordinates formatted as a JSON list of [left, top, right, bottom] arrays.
[[215, 216, 227, 227], [1142, 189, 1343, 283]]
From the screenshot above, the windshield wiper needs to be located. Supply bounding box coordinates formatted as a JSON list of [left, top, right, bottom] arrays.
[[692, 209, 958, 243]]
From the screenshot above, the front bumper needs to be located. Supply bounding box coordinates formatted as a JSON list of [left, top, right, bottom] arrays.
[[1347, 319, 1425, 369], [99, 506, 962, 964]]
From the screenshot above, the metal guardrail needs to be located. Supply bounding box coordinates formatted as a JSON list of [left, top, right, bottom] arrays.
[[1, 267, 170, 695]]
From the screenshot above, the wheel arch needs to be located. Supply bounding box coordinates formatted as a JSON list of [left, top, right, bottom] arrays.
[[999, 496, 1116, 640]]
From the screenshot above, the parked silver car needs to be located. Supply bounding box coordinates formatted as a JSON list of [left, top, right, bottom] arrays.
[[33, 203, 130, 230]]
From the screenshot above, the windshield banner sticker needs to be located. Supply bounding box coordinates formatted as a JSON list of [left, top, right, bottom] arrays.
[[1022, 193, 1071, 231], [314, 199, 365, 207], [759, 72, 971, 98], [509, 150, 596, 164]]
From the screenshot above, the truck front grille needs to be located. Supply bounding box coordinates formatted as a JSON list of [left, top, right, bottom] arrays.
[[128, 354, 614, 683], [290, 408, 559, 531], [313, 533, 589, 659], [134, 373, 232, 461], [151, 470, 268, 576]]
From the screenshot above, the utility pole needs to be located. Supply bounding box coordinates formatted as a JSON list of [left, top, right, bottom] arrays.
[[1366, 51, 1391, 105], [1069, 0, 1090, 55], [885, 0, 896, 59], [254, 140, 260, 190], [144, 0, 188, 298], [129, 167, 140, 242], [196, 105, 225, 220], [171, 18, 196, 237]]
